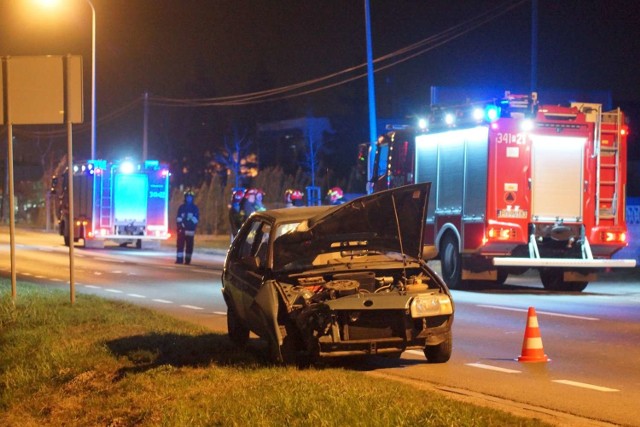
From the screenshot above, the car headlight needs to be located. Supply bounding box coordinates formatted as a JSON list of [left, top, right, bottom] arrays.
[[410, 293, 453, 318]]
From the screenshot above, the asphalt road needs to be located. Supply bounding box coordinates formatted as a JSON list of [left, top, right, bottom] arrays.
[[2, 227, 639, 426]]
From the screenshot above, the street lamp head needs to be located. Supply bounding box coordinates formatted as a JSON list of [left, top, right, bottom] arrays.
[[36, 0, 62, 9]]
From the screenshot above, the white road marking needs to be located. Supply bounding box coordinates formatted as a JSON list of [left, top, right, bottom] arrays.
[[466, 363, 522, 374], [127, 293, 146, 298], [104, 289, 123, 294], [93, 272, 102, 276], [21, 272, 32, 276], [84, 285, 101, 289], [112, 270, 123, 274], [213, 311, 228, 316], [181, 305, 204, 310], [50, 278, 63, 282], [477, 305, 599, 321], [192, 269, 211, 274], [35, 275, 45, 279], [552, 380, 619, 392], [152, 299, 173, 304]]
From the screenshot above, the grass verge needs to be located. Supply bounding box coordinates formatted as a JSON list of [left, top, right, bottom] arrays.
[[0, 281, 550, 426]]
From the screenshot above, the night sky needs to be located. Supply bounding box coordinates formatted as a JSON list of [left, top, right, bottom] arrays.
[[1, 0, 640, 165]]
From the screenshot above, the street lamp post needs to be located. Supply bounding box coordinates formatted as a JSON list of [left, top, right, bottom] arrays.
[[38, 0, 96, 157], [86, 0, 96, 159]]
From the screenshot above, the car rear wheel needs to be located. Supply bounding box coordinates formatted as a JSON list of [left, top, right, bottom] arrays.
[[440, 234, 465, 289], [226, 303, 249, 347], [423, 330, 452, 363], [540, 268, 588, 292]]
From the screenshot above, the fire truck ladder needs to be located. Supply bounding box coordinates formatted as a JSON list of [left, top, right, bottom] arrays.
[[99, 169, 113, 229], [595, 108, 623, 226]]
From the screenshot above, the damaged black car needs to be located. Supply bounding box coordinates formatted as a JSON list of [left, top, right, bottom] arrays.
[[221, 183, 454, 365]]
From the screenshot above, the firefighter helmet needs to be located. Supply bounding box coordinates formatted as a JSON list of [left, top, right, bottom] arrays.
[[284, 189, 304, 203], [184, 189, 196, 201], [327, 187, 343, 204], [231, 188, 245, 203]]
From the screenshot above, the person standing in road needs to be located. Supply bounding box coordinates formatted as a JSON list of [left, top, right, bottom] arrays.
[[176, 189, 199, 265], [229, 188, 245, 239], [240, 188, 258, 221]]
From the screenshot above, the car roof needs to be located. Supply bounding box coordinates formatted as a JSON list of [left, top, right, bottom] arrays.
[[251, 206, 334, 224]]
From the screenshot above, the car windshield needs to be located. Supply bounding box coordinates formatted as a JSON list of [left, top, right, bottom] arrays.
[[275, 222, 301, 239]]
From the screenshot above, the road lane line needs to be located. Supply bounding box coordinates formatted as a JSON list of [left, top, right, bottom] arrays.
[[50, 278, 63, 282], [21, 272, 32, 276], [552, 380, 619, 392], [84, 285, 101, 289], [213, 311, 227, 316], [127, 293, 146, 298], [35, 275, 45, 279], [181, 305, 204, 310], [104, 289, 123, 294], [152, 299, 173, 304], [191, 269, 210, 274], [93, 272, 102, 276], [466, 363, 521, 374], [112, 270, 123, 274], [477, 305, 599, 321]]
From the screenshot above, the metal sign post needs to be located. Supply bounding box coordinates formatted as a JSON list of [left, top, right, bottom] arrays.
[[3, 55, 83, 303]]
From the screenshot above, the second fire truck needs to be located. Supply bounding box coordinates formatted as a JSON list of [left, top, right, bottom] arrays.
[[370, 93, 635, 291]]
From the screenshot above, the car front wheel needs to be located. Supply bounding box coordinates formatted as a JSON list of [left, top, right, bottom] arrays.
[[423, 330, 452, 363]]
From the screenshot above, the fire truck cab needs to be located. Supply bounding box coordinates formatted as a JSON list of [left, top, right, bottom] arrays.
[[371, 93, 635, 291]]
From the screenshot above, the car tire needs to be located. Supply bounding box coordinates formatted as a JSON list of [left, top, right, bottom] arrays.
[[278, 324, 311, 368], [226, 303, 249, 347], [423, 330, 452, 363], [440, 233, 465, 289], [540, 268, 588, 292]]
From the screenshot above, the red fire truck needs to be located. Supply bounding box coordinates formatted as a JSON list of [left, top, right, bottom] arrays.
[[52, 159, 171, 249], [370, 93, 636, 291]]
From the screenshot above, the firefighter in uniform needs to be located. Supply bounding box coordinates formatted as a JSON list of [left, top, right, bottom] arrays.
[[240, 188, 258, 221], [284, 189, 304, 208], [229, 188, 245, 238], [254, 188, 267, 212], [176, 189, 199, 264], [326, 186, 344, 205]]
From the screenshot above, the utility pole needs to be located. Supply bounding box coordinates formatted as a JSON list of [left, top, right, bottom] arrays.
[[143, 92, 149, 161], [531, 0, 538, 93], [365, 0, 377, 192]]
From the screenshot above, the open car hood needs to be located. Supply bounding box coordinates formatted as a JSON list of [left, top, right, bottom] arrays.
[[274, 183, 431, 270]]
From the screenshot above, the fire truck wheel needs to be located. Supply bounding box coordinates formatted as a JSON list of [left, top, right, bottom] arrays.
[[496, 268, 509, 285], [540, 269, 588, 292], [440, 234, 464, 289]]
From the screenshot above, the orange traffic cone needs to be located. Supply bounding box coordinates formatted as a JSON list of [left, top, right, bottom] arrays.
[[517, 306, 549, 363]]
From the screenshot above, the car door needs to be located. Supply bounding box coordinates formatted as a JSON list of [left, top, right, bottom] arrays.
[[226, 218, 275, 338]]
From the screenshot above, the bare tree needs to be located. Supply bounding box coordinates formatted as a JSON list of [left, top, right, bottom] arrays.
[[214, 126, 253, 190]]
